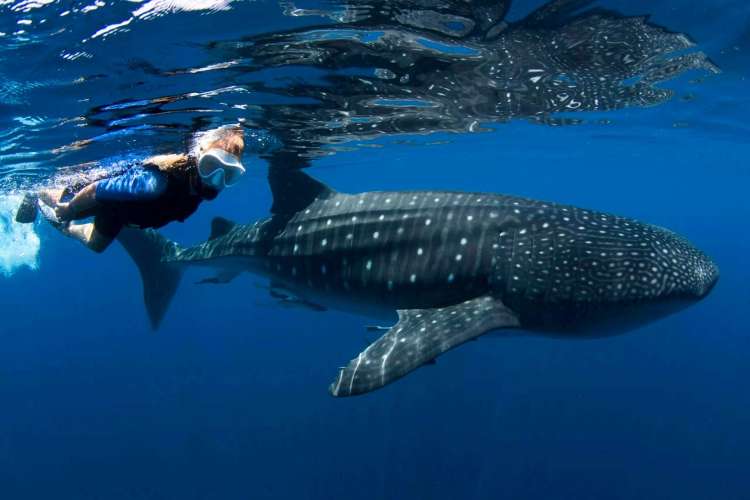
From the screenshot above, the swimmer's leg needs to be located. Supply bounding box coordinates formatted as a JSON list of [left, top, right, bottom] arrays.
[[40, 202, 119, 253], [52, 183, 98, 222], [38, 182, 101, 222], [38, 188, 66, 208], [64, 222, 116, 253]]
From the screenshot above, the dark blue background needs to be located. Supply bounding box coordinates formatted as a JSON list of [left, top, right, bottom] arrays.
[[1, 1, 748, 499]]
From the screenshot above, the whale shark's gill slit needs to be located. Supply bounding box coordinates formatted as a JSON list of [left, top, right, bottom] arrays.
[[380, 334, 399, 387], [470, 208, 488, 279], [348, 352, 365, 395]]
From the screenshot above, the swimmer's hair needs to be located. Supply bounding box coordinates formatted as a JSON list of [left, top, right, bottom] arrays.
[[191, 124, 245, 160], [146, 153, 192, 173], [146, 125, 245, 174]]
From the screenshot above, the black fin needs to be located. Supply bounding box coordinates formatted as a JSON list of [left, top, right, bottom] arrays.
[[209, 216, 236, 240], [117, 228, 183, 330], [268, 166, 335, 216], [15, 193, 39, 223], [330, 296, 520, 397]]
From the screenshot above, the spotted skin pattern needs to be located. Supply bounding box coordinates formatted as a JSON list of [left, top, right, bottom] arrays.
[[264, 191, 716, 311], [168, 187, 718, 396], [269, 191, 503, 309], [490, 199, 718, 330], [331, 296, 520, 397]]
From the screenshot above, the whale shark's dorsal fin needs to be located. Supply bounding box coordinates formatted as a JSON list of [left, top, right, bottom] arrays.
[[268, 167, 336, 216], [329, 296, 520, 397], [210, 217, 237, 240]]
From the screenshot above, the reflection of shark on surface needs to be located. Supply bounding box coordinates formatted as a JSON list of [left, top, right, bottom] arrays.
[[85, 0, 720, 166], [118, 167, 719, 397], [237, 0, 721, 161]]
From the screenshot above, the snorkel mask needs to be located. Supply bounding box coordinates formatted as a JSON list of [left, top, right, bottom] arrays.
[[197, 148, 246, 191]]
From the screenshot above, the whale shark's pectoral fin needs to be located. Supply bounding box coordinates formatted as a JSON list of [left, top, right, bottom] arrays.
[[329, 296, 520, 397], [195, 271, 240, 285]]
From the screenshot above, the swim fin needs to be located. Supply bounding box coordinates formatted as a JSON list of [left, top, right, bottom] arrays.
[[15, 193, 39, 223]]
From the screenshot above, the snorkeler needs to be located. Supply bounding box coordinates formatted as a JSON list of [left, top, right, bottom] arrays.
[[16, 125, 245, 252]]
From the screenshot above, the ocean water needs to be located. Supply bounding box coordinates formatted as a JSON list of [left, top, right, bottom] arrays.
[[0, 1, 748, 499]]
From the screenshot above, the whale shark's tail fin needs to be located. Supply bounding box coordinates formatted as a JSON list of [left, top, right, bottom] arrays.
[[117, 227, 183, 330]]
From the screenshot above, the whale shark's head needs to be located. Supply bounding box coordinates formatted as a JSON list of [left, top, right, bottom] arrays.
[[690, 251, 720, 298], [590, 234, 719, 336], [497, 214, 719, 335], [649, 226, 719, 301], [595, 226, 718, 335]]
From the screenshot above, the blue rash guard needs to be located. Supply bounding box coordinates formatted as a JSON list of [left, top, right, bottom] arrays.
[[95, 165, 168, 202], [86, 162, 210, 239]]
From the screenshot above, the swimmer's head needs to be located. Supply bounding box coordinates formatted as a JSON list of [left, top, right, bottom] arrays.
[[194, 124, 245, 159], [194, 125, 246, 192]]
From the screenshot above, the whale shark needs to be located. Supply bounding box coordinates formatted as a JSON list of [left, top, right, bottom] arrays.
[[118, 168, 718, 396]]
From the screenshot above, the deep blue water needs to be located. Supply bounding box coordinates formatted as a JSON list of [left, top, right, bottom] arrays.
[[1, 1, 749, 499]]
